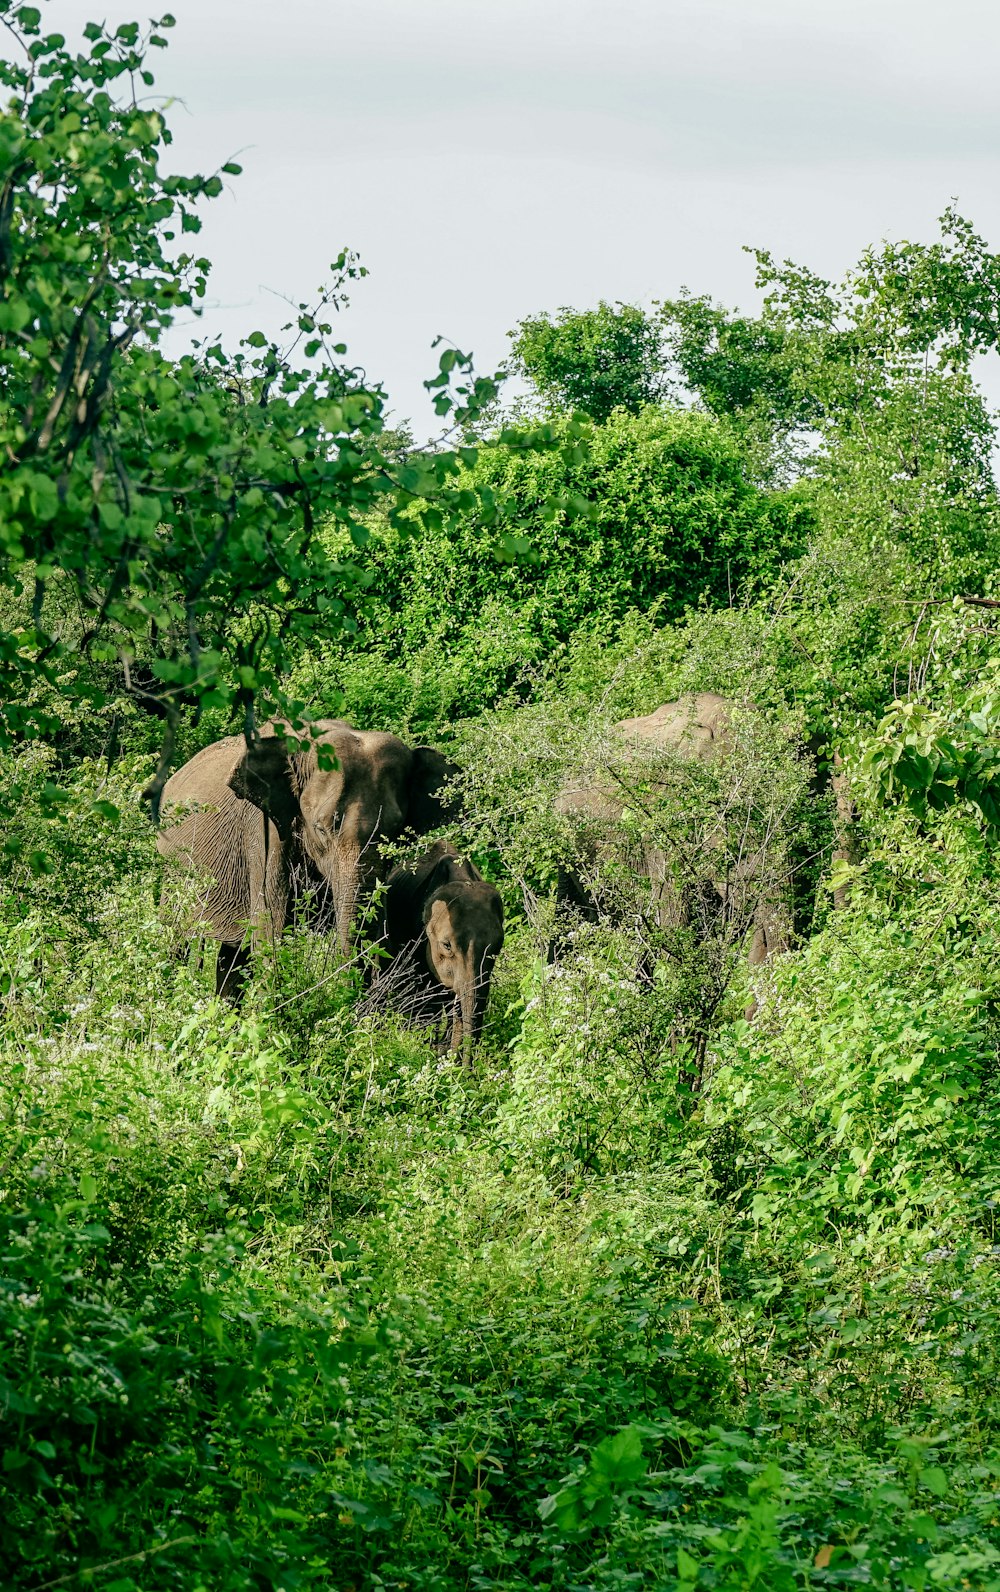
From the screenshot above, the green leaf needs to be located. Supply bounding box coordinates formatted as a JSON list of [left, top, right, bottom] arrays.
[[826, 859, 856, 895], [589, 1425, 647, 1484], [0, 298, 32, 333], [909, 1512, 940, 1542], [26, 472, 59, 522], [677, 1546, 699, 1583], [99, 502, 124, 533], [921, 1465, 947, 1497]]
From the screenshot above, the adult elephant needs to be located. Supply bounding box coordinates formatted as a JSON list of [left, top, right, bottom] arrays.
[[554, 692, 795, 966], [149, 719, 458, 998]]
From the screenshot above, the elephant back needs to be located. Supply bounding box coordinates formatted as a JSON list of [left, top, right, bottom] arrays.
[[553, 778, 624, 823], [614, 692, 732, 761], [154, 730, 291, 945], [556, 694, 734, 826], [156, 734, 249, 860]]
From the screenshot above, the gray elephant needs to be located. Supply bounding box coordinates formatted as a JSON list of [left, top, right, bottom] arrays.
[[378, 839, 504, 1057], [149, 719, 458, 998], [554, 693, 794, 965]]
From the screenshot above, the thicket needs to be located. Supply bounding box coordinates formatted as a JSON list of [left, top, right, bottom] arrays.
[[4, 6, 1000, 1591], [324, 409, 811, 728]]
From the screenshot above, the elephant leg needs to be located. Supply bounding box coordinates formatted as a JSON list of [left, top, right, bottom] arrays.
[[745, 901, 792, 1018], [216, 940, 251, 1003], [759, 900, 792, 959], [747, 923, 768, 967], [245, 813, 291, 967]]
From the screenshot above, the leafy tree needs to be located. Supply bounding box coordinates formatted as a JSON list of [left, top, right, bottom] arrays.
[[660, 292, 819, 478], [510, 300, 668, 423], [0, 4, 499, 812], [661, 209, 1000, 504], [355, 407, 810, 664], [659, 214, 1000, 755]]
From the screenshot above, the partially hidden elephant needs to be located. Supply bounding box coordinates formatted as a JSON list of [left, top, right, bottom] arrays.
[[379, 839, 504, 1057], [149, 719, 458, 998], [554, 692, 793, 966]]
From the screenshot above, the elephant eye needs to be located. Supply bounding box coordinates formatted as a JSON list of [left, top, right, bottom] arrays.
[[441, 939, 453, 952]]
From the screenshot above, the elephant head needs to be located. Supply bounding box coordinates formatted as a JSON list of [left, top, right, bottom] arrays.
[[380, 839, 504, 1057], [228, 720, 458, 955], [422, 874, 504, 1056]]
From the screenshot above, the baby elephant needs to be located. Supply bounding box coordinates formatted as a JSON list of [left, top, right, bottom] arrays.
[[381, 840, 504, 1057]]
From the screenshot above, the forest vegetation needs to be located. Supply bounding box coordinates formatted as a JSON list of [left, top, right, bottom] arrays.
[[3, 6, 1000, 1589]]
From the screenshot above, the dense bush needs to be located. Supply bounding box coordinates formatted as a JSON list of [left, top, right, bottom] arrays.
[[354, 407, 811, 657], [4, 711, 1000, 1587]]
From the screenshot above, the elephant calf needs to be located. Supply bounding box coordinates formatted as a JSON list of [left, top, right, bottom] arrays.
[[378, 840, 504, 1057]]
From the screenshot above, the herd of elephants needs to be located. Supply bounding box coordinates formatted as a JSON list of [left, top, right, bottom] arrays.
[[147, 693, 803, 1057]]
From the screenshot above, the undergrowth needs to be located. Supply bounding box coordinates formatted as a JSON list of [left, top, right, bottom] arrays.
[[2, 750, 1000, 1589]]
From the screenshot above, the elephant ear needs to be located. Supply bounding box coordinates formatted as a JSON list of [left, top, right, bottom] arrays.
[[384, 850, 450, 951], [408, 747, 462, 834], [228, 736, 301, 836]]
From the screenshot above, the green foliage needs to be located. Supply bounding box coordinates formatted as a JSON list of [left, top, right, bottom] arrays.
[[861, 609, 1000, 831], [661, 291, 815, 476], [7, 16, 1000, 1586], [356, 407, 809, 668], [0, 5, 502, 800], [510, 299, 668, 422], [539, 1424, 649, 1531], [4, 715, 1000, 1587], [662, 207, 1000, 510], [0, 1199, 384, 1589], [289, 593, 551, 738]]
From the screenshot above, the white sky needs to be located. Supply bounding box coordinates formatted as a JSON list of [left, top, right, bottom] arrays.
[[32, 0, 1000, 432]]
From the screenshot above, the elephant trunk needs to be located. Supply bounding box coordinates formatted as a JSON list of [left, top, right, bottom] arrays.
[[453, 964, 488, 1061], [333, 838, 364, 957]]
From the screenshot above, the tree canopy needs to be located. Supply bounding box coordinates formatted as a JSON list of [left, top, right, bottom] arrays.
[[509, 299, 668, 422], [360, 407, 809, 662], [0, 4, 500, 807]]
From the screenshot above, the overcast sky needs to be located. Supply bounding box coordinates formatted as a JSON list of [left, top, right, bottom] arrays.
[[38, 0, 1000, 430]]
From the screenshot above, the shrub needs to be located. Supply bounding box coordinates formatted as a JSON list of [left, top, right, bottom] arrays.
[[356, 408, 811, 659]]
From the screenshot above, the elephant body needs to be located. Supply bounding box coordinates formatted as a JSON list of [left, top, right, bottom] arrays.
[[554, 693, 791, 965], [379, 839, 504, 1056], [152, 719, 457, 998]]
